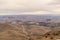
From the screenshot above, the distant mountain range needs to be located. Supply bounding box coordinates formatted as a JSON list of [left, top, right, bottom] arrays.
[[0, 14, 60, 18], [0, 14, 60, 23]]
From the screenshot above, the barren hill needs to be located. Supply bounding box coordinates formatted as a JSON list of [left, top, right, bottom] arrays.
[[0, 15, 60, 40]]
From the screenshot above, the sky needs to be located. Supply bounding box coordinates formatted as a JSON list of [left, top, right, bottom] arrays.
[[0, 0, 60, 15]]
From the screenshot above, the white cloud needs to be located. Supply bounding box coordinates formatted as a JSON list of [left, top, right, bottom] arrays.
[[0, 0, 53, 9], [0, 0, 59, 15]]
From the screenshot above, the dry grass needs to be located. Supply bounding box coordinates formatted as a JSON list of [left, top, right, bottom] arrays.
[[0, 23, 60, 40]]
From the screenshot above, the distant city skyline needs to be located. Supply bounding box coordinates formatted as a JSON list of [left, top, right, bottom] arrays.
[[0, 0, 60, 15]]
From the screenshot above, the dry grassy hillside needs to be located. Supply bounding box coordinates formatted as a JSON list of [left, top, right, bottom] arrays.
[[0, 22, 60, 40], [0, 23, 51, 40], [40, 30, 60, 40]]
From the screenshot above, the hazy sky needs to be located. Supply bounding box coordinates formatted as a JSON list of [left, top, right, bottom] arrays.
[[0, 0, 60, 15]]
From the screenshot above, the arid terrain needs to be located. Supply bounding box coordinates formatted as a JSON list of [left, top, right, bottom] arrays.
[[0, 15, 60, 40]]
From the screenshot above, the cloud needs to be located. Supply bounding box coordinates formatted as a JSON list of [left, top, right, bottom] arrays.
[[52, 8, 60, 13], [0, 0, 59, 15], [0, 0, 53, 9], [20, 11, 51, 15]]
